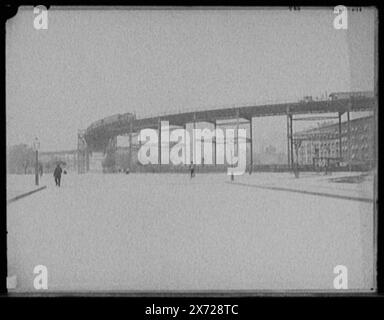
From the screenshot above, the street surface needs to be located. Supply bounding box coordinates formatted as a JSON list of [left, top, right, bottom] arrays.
[[7, 172, 375, 292]]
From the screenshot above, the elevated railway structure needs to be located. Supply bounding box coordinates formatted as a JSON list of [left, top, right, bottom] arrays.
[[78, 93, 376, 173]]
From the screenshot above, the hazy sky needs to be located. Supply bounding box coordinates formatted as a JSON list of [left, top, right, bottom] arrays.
[[6, 7, 375, 151]]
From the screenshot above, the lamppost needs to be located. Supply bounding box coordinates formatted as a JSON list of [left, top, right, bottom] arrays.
[[33, 137, 40, 186]]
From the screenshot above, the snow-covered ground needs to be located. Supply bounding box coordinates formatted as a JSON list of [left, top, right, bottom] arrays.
[[7, 172, 375, 292]]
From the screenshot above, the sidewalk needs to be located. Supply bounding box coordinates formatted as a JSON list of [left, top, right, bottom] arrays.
[[7, 174, 47, 204], [234, 171, 374, 202]]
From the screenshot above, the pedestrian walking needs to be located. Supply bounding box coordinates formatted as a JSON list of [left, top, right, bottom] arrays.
[[189, 161, 195, 178], [53, 163, 63, 187]]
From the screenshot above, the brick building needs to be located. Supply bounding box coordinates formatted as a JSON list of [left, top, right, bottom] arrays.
[[293, 116, 374, 168]]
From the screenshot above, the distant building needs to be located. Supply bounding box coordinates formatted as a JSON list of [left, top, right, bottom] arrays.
[[39, 150, 78, 172], [294, 116, 374, 168]]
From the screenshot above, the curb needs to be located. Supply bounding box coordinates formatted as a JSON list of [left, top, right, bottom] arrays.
[[229, 182, 373, 203], [7, 186, 47, 204]]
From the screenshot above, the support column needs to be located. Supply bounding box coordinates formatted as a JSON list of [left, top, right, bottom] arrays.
[[184, 123, 188, 165], [338, 112, 342, 160], [249, 117, 253, 173], [129, 120, 133, 170], [347, 110, 351, 171], [286, 114, 291, 168], [193, 113, 196, 164], [236, 109, 240, 156], [289, 114, 294, 169], [169, 126, 171, 163], [35, 149, 39, 186], [214, 121, 217, 166], [224, 124, 226, 166], [158, 118, 161, 166]]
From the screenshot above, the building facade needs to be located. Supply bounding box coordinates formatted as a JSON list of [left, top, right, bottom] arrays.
[[294, 116, 374, 168]]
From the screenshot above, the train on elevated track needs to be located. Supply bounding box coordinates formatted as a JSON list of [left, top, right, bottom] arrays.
[[328, 91, 375, 101], [87, 112, 135, 131], [299, 91, 374, 103]]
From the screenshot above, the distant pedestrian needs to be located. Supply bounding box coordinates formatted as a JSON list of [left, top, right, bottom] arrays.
[[189, 161, 195, 178], [53, 163, 63, 187], [39, 164, 43, 177]]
